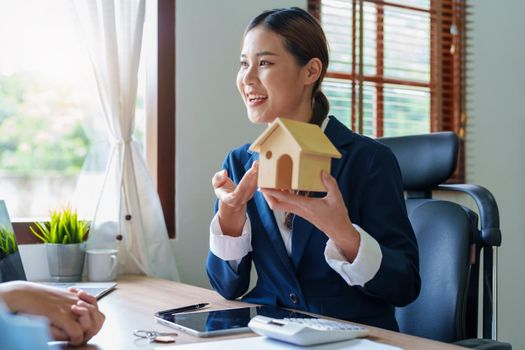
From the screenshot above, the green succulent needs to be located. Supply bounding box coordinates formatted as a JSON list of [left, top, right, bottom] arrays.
[[0, 225, 18, 257], [30, 206, 89, 244]]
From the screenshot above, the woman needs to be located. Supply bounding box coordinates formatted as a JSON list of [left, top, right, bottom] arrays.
[[206, 7, 420, 331]]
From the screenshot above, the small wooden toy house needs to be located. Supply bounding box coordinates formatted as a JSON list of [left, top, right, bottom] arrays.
[[249, 118, 341, 192]]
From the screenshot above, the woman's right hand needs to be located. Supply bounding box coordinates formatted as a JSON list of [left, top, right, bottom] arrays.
[[212, 161, 258, 236]]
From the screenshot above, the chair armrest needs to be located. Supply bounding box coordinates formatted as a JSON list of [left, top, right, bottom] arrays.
[[437, 184, 501, 247], [438, 184, 502, 340], [454, 338, 512, 349]]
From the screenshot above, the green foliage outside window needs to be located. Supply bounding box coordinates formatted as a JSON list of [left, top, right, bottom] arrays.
[[0, 73, 89, 176]]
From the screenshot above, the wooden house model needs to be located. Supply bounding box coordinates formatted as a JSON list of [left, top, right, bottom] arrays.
[[249, 118, 341, 192]]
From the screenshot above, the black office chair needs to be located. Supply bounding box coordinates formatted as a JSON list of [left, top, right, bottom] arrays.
[[379, 132, 511, 349]]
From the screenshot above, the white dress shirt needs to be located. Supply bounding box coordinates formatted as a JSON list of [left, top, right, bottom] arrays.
[[209, 118, 382, 287]]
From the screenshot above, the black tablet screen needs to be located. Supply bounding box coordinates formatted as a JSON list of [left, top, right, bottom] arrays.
[[156, 305, 312, 336]]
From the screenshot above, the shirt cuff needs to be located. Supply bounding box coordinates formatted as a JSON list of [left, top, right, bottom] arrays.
[[324, 224, 382, 286], [209, 212, 252, 261]]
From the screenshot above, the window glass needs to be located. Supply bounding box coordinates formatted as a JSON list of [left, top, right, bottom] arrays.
[[0, 0, 146, 218], [319, 0, 432, 137]]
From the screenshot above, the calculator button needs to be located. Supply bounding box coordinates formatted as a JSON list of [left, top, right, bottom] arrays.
[[249, 315, 370, 346]]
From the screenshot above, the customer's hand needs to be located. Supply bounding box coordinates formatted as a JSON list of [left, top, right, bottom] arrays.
[[260, 171, 361, 261], [0, 281, 105, 346], [212, 161, 258, 236], [69, 288, 105, 343]]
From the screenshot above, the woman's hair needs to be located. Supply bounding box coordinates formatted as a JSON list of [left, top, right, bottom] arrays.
[[246, 7, 329, 125]]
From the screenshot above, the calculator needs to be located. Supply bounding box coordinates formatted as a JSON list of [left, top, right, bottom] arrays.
[[248, 315, 370, 346]]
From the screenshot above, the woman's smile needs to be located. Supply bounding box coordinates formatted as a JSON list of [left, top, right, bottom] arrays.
[[245, 92, 268, 107]]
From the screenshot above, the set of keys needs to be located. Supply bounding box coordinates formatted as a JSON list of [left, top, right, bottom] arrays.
[[133, 330, 178, 344]]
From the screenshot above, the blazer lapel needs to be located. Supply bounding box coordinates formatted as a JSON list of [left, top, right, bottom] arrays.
[[291, 215, 315, 268], [246, 153, 297, 280], [291, 116, 355, 268]]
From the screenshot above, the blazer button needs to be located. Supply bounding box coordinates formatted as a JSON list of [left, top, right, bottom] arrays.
[[289, 293, 298, 304]]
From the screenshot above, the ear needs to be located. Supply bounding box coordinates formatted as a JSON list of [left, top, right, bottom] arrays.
[[303, 58, 322, 86]]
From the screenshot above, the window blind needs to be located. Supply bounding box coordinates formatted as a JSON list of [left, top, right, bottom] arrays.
[[309, 0, 468, 181]]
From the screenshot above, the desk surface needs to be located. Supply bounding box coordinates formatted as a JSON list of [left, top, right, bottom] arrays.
[[76, 275, 465, 350]]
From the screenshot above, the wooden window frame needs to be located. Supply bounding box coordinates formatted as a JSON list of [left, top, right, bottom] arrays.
[[158, 0, 176, 238], [308, 0, 467, 181]]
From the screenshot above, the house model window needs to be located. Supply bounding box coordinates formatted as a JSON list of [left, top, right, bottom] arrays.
[[250, 118, 341, 192]]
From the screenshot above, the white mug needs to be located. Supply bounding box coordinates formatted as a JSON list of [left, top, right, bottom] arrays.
[[87, 249, 118, 282]]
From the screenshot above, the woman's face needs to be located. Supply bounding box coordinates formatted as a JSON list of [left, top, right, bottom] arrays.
[[237, 26, 313, 124]]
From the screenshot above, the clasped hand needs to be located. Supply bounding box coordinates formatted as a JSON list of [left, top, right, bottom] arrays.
[[1, 281, 105, 346]]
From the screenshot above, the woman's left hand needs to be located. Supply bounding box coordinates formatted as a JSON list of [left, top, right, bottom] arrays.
[[260, 171, 360, 261]]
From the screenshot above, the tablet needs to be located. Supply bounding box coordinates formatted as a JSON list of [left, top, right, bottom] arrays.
[[154, 305, 313, 337]]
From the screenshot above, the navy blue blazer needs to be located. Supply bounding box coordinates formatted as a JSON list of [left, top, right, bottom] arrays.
[[206, 116, 420, 331]]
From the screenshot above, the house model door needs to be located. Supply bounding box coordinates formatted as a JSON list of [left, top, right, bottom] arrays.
[[275, 154, 293, 189]]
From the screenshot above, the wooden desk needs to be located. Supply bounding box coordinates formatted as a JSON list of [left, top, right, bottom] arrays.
[[77, 275, 465, 350]]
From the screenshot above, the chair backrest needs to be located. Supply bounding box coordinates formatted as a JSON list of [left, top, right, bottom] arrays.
[[379, 132, 501, 343], [400, 199, 473, 342]]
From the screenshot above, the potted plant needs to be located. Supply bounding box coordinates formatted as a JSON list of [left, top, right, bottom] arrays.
[[0, 225, 17, 257], [0, 225, 27, 281], [30, 206, 89, 282]]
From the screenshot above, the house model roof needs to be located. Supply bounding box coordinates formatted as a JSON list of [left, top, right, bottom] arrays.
[[250, 117, 341, 158]]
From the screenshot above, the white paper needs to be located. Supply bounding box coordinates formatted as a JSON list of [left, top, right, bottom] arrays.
[[157, 336, 403, 350]]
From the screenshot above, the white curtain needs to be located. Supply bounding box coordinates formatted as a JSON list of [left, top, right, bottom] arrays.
[[71, 0, 179, 280]]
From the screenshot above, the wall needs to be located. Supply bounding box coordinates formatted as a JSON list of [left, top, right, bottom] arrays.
[[468, 1, 525, 347], [173, 0, 305, 288]]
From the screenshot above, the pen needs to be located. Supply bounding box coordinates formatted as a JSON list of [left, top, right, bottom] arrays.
[[157, 303, 209, 315]]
